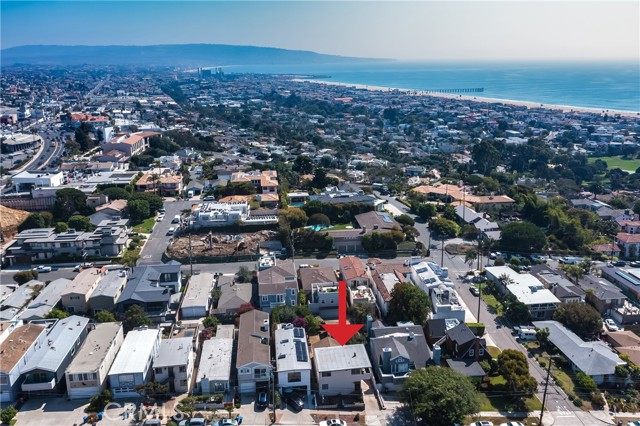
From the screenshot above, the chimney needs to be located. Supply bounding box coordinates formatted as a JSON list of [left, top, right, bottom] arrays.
[[382, 347, 392, 373], [361, 226, 367, 234], [408, 332, 415, 341], [366, 315, 373, 336], [432, 345, 441, 365]]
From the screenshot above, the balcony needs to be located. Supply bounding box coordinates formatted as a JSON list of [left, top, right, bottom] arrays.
[[22, 374, 56, 391]]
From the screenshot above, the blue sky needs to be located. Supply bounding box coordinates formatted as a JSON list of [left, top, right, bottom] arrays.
[[1, 1, 638, 61]]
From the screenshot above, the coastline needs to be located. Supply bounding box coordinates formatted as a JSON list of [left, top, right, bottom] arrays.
[[290, 78, 640, 118]]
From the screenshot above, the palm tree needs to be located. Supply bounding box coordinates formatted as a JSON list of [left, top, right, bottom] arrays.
[[150, 173, 161, 196], [465, 250, 478, 270], [563, 264, 584, 285], [498, 273, 515, 288]]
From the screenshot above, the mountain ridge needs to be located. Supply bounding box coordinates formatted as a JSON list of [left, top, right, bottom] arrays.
[[0, 43, 389, 66]]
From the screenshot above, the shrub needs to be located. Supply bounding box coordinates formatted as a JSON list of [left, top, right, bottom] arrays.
[[591, 392, 606, 408], [494, 258, 506, 266], [13, 270, 38, 285], [573, 397, 583, 407], [0, 406, 18, 425]]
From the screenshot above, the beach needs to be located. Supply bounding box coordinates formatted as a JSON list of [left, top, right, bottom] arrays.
[[291, 78, 640, 118]]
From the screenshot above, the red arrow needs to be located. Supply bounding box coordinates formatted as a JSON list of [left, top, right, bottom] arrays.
[[321, 280, 363, 346]]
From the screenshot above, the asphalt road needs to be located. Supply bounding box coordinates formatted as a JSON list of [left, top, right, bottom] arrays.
[[138, 199, 195, 265]]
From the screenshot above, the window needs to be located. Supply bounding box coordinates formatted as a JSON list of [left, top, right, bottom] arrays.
[[0, 376, 9, 385], [287, 372, 301, 383], [254, 368, 267, 379], [351, 369, 361, 375], [321, 384, 329, 390], [179, 366, 187, 373], [468, 349, 475, 357], [478, 348, 485, 357], [155, 368, 163, 374], [180, 380, 188, 386], [321, 372, 331, 377], [393, 363, 409, 373]]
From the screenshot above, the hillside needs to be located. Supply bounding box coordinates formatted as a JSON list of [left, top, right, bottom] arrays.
[[0, 205, 29, 240]]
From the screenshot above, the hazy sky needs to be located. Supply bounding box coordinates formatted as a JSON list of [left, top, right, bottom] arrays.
[[1, 1, 638, 61]]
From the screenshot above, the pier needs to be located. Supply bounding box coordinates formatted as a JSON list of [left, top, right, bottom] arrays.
[[408, 87, 485, 95]]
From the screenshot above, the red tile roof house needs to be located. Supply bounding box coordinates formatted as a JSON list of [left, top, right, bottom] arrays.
[[339, 256, 370, 288], [615, 233, 640, 258]]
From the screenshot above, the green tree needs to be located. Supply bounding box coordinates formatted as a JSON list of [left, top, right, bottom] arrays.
[[135, 381, 169, 397], [123, 304, 152, 331], [387, 282, 431, 326], [53, 188, 94, 222], [68, 215, 92, 231], [401, 367, 480, 426], [127, 199, 151, 224], [129, 192, 163, 215], [278, 207, 308, 229], [563, 264, 584, 285], [465, 250, 478, 270], [500, 221, 547, 252], [553, 301, 603, 339], [497, 349, 538, 397], [396, 214, 415, 227], [310, 167, 330, 190], [292, 155, 314, 174], [349, 302, 375, 324], [122, 249, 140, 271], [429, 217, 460, 238], [271, 305, 297, 324], [44, 308, 69, 320], [18, 213, 47, 231], [503, 295, 531, 323], [472, 140, 501, 175], [13, 270, 38, 285], [95, 311, 117, 323], [0, 406, 18, 425], [87, 389, 112, 412], [203, 316, 220, 329], [411, 202, 437, 221], [102, 186, 131, 200], [236, 266, 255, 283], [575, 372, 597, 392], [308, 213, 331, 227], [54, 222, 69, 233]]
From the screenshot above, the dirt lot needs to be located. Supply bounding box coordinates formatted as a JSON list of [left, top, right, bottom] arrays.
[[0, 204, 29, 240], [168, 230, 277, 258]]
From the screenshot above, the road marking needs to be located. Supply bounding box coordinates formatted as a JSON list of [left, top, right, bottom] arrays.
[[555, 405, 575, 417]]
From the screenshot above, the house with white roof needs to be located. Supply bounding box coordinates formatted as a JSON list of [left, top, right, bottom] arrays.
[[313, 344, 372, 396], [18, 278, 69, 322], [153, 337, 194, 394], [108, 327, 161, 398], [275, 325, 312, 396], [486, 266, 560, 319], [20, 316, 90, 396], [533, 320, 625, 384], [180, 273, 214, 319], [410, 261, 450, 294], [196, 325, 234, 394], [65, 322, 124, 399]]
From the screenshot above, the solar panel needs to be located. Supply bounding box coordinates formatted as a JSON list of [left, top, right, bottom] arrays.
[[293, 328, 305, 338], [295, 340, 308, 362], [616, 270, 640, 286]]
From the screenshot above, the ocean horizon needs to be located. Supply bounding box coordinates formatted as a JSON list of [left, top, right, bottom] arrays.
[[224, 61, 640, 113]]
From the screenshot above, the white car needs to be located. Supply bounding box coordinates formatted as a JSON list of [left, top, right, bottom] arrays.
[[319, 420, 347, 426], [157, 215, 164, 222], [469, 422, 494, 426], [500, 422, 525, 426], [605, 319, 619, 331], [36, 265, 52, 272]]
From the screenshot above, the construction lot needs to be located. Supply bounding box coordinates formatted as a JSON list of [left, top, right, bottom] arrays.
[[167, 230, 278, 258]]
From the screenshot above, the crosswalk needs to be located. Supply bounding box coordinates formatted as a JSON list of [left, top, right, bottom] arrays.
[[555, 405, 575, 417]]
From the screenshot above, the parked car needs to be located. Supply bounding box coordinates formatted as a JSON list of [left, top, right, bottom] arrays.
[[73, 265, 82, 272], [220, 420, 238, 426], [499, 423, 525, 426], [469, 287, 480, 296], [178, 418, 207, 426], [613, 260, 627, 267], [605, 319, 619, 331], [256, 391, 268, 409], [286, 393, 305, 411], [320, 420, 347, 426], [35, 265, 52, 272], [630, 261, 640, 268], [469, 422, 493, 426], [157, 214, 164, 222]]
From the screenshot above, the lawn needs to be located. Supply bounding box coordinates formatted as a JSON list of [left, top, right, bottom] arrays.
[[480, 292, 503, 315], [487, 346, 502, 358], [328, 223, 354, 231], [534, 354, 575, 395], [588, 156, 640, 172], [477, 393, 542, 412], [133, 217, 155, 234]]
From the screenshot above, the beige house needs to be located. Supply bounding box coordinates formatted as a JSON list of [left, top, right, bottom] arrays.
[[61, 268, 103, 314]]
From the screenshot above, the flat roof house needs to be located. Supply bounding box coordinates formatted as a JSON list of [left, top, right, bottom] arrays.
[[533, 320, 625, 384], [236, 310, 271, 394], [108, 327, 161, 398], [180, 273, 214, 319], [275, 325, 312, 397], [20, 316, 90, 396], [196, 325, 234, 395], [0, 323, 47, 402], [65, 322, 125, 399], [61, 268, 103, 314], [313, 344, 372, 397], [486, 266, 560, 320], [153, 337, 194, 394]]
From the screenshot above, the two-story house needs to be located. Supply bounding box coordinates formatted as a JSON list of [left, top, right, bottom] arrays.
[[258, 258, 297, 312], [339, 256, 370, 288], [18, 278, 69, 322], [0, 323, 47, 402], [65, 322, 124, 399], [441, 323, 487, 379], [313, 344, 372, 397], [89, 268, 128, 315], [275, 325, 312, 397], [180, 273, 214, 319], [236, 310, 271, 394], [230, 170, 279, 194], [196, 325, 234, 394], [153, 337, 194, 394], [61, 268, 103, 314], [108, 327, 162, 398], [368, 323, 431, 391], [20, 316, 90, 396]]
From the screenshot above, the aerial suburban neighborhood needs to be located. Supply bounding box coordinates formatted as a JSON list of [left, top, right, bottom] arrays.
[[0, 64, 639, 426]]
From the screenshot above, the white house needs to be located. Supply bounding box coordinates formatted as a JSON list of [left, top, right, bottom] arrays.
[[275, 325, 312, 397], [65, 322, 124, 399], [12, 170, 64, 192], [313, 344, 372, 396], [180, 273, 214, 319], [236, 310, 271, 394], [108, 327, 161, 398], [196, 325, 234, 394], [153, 337, 194, 394]]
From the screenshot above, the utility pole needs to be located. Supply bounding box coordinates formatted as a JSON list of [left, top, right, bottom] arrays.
[[440, 237, 445, 268], [187, 222, 193, 276], [539, 356, 554, 426], [477, 279, 482, 323]]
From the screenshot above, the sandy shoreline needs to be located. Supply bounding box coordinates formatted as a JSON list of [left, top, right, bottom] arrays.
[[290, 78, 640, 118]]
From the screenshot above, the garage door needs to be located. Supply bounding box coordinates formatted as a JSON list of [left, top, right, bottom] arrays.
[[239, 381, 256, 394]]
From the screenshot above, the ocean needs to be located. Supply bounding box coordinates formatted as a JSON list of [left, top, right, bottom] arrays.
[[226, 61, 640, 112]]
